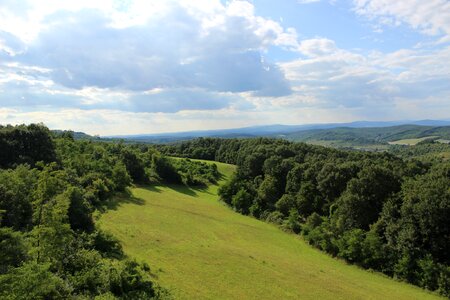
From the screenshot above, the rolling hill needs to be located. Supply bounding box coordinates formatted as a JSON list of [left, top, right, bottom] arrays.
[[98, 160, 442, 299], [103, 121, 450, 146], [282, 125, 450, 144]]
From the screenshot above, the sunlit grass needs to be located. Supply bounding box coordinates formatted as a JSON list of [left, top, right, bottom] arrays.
[[99, 160, 442, 299]]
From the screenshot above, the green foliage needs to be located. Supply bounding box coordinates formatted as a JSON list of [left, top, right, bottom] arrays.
[[336, 229, 365, 263], [333, 165, 401, 231], [257, 176, 281, 209], [0, 262, 71, 300], [167, 136, 449, 296], [285, 124, 450, 145], [232, 188, 253, 215], [152, 155, 182, 184], [100, 161, 441, 299], [171, 158, 220, 186], [112, 162, 132, 192], [66, 186, 94, 232], [0, 125, 163, 298], [275, 194, 296, 216], [0, 123, 57, 168], [286, 209, 301, 234], [0, 228, 28, 274], [109, 260, 156, 299], [0, 165, 38, 230], [120, 148, 146, 183], [90, 230, 125, 259]]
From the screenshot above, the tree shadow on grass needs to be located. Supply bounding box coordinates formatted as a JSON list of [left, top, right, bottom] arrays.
[[217, 172, 226, 182], [138, 185, 163, 193], [140, 183, 215, 198], [100, 190, 145, 212], [167, 184, 200, 197]]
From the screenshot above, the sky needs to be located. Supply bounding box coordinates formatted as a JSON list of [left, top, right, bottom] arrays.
[[0, 0, 449, 135]]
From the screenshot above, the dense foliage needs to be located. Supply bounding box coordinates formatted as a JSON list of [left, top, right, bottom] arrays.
[[0, 124, 56, 168], [0, 125, 225, 299], [160, 137, 450, 296], [389, 140, 450, 161], [285, 124, 450, 144]]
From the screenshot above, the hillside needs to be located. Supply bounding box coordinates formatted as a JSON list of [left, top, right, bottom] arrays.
[[99, 160, 441, 299], [101, 122, 450, 148], [283, 125, 450, 146]]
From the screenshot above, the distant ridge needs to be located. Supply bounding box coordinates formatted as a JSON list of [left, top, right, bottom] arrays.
[[104, 120, 450, 143]]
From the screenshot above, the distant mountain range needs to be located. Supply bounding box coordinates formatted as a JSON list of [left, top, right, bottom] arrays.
[[103, 120, 450, 144]]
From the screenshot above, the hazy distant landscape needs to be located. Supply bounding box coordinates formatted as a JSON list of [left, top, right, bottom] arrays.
[[97, 121, 450, 155]]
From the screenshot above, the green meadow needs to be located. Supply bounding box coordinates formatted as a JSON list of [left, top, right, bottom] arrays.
[[388, 136, 438, 145], [99, 160, 442, 300]]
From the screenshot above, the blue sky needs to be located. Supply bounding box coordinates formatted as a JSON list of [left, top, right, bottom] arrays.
[[0, 0, 449, 135]]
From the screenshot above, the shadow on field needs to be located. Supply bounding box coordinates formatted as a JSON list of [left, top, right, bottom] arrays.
[[141, 185, 163, 193], [100, 190, 145, 212], [217, 172, 226, 182], [140, 183, 215, 198]]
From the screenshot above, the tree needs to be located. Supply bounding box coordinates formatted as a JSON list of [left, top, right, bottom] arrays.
[[0, 228, 28, 274], [66, 187, 94, 232], [287, 209, 301, 234], [0, 124, 56, 168], [333, 165, 400, 231], [257, 176, 281, 210], [112, 162, 132, 192], [31, 192, 74, 269], [0, 165, 38, 230], [275, 194, 296, 216], [120, 148, 146, 183], [394, 167, 450, 264], [0, 262, 71, 299], [232, 188, 253, 214]]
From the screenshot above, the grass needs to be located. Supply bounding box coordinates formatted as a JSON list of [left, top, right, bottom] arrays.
[[388, 136, 438, 145], [99, 160, 442, 300]]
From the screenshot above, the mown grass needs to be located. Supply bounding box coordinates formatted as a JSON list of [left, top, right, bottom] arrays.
[[99, 160, 442, 299]]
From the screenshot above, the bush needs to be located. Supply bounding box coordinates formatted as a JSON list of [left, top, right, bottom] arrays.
[[232, 189, 253, 215], [0, 262, 71, 300], [0, 228, 28, 274]]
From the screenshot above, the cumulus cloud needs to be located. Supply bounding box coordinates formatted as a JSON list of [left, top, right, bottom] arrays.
[[353, 0, 450, 43], [298, 38, 338, 57], [282, 37, 450, 112], [0, 0, 293, 104]]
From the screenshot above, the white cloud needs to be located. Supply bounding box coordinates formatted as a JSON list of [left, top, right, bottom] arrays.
[[0, 0, 298, 116], [298, 38, 338, 57], [282, 37, 450, 113], [353, 0, 450, 43]]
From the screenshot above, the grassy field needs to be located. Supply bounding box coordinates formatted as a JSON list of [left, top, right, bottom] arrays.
[[99, 160, 442, 300], [388, 136, 438, 145]]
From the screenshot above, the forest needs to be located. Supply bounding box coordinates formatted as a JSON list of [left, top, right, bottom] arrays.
[[0, 124, 217, 299], [158, 137, 450, 297], [1, 124, 449, 298]]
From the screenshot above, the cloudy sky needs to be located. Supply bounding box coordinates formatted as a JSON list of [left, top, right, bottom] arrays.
[[0, 0, 449, 135]]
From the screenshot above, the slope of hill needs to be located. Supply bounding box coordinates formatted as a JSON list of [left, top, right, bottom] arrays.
[[99, 160, 441, 300], [283, 125, 450, 145], [105, 120, 450, 143]]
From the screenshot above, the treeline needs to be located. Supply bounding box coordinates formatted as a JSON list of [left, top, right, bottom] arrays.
[[159, 137, 450, 297], [389, 140, 450, 161], [0, 124, 218, 299]]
